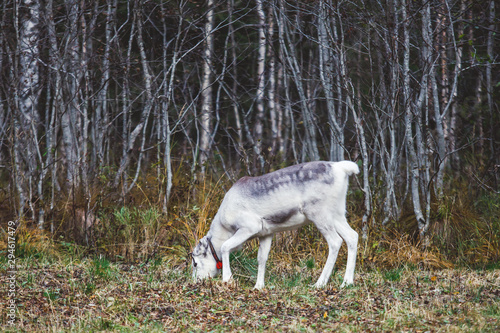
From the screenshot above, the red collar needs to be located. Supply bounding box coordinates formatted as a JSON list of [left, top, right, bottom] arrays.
[[207, 237, 223, 270]]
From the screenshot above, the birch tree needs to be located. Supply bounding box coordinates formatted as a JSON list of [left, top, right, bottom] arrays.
[[402, 0, 429, 242], [366, 0, 402, 225], [199, 0, 215, 173], [44, 0, 64, 231], [15, 0, 41, 222], [60, 0, 82, 190], [486, 0, 496, 175], [114, 1, 155, 190], [92, 0, 116, 172], [159, 1, 187, 212], [227, 0, 243, 150], [267, 2, 280, 156], [254, 0, 266, 169], [318, 0, 345, 162]]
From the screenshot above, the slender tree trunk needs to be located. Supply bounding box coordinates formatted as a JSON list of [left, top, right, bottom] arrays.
[[486, 0, 496, 174], [318, 0, 340, 160], [159, 1, 186, 212], [282, 8, 319, 161], [339, 41, 371, 239], [45, 0, 63, 232], [417, 0, 433, 241], [228, 0, 243, 150], [276, 1, 296, 161], [401, 0, 428, 243], [254, 0, 266, 169], [436, 0, 449, 183], [199, 0, 215, 174], [80, 0, 91, 195], [267, 3, 279, 156], [93, 0, 115, 174], [61, 0, 82, 190], [330, 8, 345, 162], [368, 17, 400, 225], [16, 0, 42, 222], [114, 2, 155, 189], [121, 0, 155, 192], [117, 1, 134, 190]]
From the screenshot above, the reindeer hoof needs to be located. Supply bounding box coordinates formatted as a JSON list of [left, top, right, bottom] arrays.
[[313, 282, 326, 289], [340, 281, 353, 288]]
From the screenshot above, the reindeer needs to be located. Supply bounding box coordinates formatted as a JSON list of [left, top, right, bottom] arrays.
[[191, 160, 360, 289]]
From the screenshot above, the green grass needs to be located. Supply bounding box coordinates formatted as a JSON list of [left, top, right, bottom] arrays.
[[383, 267, 402, 282], [3, 254, 499, 332]]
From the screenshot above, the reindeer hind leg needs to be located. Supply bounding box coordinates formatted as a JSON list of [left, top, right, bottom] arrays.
[[309, 212, 344, 288]]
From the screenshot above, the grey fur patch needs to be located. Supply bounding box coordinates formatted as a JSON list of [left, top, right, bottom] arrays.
[[237, 162, 334, 197], [263, 207, 299, 224]]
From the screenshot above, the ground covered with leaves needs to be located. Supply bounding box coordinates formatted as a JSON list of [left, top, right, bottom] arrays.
[[2, 253, 499, 332]]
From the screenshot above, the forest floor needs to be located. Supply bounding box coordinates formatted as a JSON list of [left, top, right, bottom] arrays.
[[2, 252, 499, 332]]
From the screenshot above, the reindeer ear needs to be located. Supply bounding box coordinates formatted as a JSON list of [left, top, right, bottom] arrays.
[[194, 237, 209, 256], [193, 238, 205, 256], [200, 236, 208, 248]]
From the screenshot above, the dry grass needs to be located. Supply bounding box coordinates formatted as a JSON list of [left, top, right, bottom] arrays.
[[0, 224, 60, 261], [168, 173, 227, 249], [2, 255, 499, 332], [373, 231, 454, 270]]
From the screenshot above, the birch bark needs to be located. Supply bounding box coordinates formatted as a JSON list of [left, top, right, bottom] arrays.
[[253, 0, 266, 169], [159, 1, 181, 212], [16, 0, 41, 222], [61, 0, 82, 190], [276, 1, 297, 161], [486, 0, 496, 172], [228, 0, 243, 149], [402, 0, 428, 242], [318, 0, 344, 162], [267, 3, 279, 155], [93, 0, 115, 172], [199, 0, 215, 173]]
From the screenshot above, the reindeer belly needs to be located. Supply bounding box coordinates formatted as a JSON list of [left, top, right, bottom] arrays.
[[259, 207, 309, 235]]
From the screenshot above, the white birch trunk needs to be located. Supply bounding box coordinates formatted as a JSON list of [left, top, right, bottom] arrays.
[[159, 1, 185, 212], [45, 0, 63, 231], [61, 0, 82, 190], [318, 0, 344, 162], [401, 0, 428, 242], [199, 0, 215, 173], [486, 0, 496, 170], [228, 0, 243, 149], [277, 1, 297, 160], [93, 0, 115, 171], [267, 4, 279, 155], [253, 0, 266, 169], [17, 0, 42, 222]]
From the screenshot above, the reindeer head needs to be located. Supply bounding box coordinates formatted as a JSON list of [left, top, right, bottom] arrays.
[[191, 236, 221, 281]]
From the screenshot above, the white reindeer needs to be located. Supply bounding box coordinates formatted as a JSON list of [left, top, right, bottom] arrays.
[[191, 160, 360, 289]]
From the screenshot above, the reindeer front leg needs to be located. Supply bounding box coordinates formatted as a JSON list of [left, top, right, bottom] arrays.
[[220, 228, 258, 282], [254, 235, 272, 289]]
